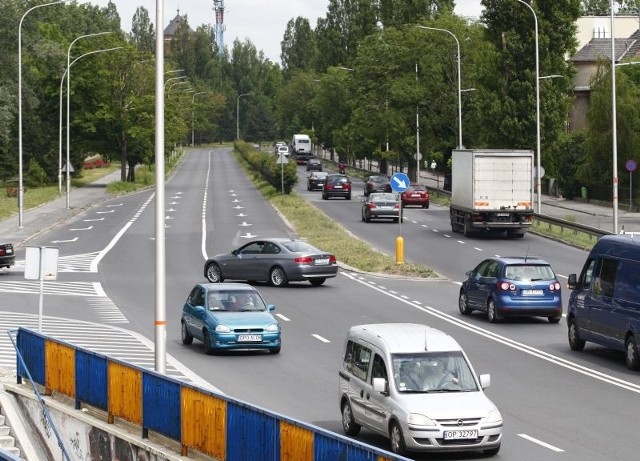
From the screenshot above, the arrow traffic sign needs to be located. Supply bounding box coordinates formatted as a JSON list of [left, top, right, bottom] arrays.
[[390, 172, 410, 193]]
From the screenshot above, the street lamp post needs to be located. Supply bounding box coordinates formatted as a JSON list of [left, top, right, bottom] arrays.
[[236, 92, 251, 140], [416, 26, 463, 149], [191, 92, 206, 147], [18, 1, 64, 227], [514, 0, 542, 213], [66, 31, 112, 209], [611, 0, 619, 233], [59, 46, 122, 194]]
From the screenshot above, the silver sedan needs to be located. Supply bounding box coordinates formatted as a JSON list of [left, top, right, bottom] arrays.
[[204, 238, 339, 287]]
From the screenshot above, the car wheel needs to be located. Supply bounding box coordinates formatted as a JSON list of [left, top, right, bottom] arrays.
[[269, 266, 289, 287], [181, 321, 193, 345], [309, 278, 326, 286], [364, 212, 371, 223], [269, 348, 281, 355], [205, 262, 223, 283], [484, 445, 501, 456], [307, 184, 311, 191], [393, 217, 399, 223], [626, 336, 640, 370], [548, 316, 561, 324], [463, 214, 473, 237], [341, 401, 361, 436], [361, 210, 365, 222], [346, 193, 351, 200], [487, 299, 501, 323], [424, 202, 430, 209], [322, 193, 327, 200], [203, 330, 213, 355], [568, 318, 586, 351], [389, 421, 407, 455], [458, 291, 473, 315]]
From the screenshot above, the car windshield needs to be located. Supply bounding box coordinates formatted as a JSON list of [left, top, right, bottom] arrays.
[[207, 290, 267, 312], [392, 352, 478, 393], [408, 185, 426, 191], [371, 193, 398, 201], [369, 176, 386, 183], [329, 176, 349, 184], [504, 264, 556, 281], [280, 240, 320, 253]]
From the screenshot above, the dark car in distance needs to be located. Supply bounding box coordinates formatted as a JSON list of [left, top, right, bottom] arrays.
[[0, 243, 15, 269], [322, 174, 352, 200], [364, 175, 391, 196], [306, 157, 323, 171], [204, 238, 339, 287], [307, 171, 328, 191], [401, 184, 430, 209], [458, 256, 562, 323]]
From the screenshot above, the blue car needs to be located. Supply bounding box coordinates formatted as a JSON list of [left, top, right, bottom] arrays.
[[180, 283, 281, 354], [458, 257, 562, 323]]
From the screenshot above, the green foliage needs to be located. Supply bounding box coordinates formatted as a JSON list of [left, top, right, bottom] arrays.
[[25, 159, 48, 188], [235, 141, 298, 193]]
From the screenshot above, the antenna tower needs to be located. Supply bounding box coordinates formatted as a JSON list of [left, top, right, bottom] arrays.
[[213, 0, 225, 54]]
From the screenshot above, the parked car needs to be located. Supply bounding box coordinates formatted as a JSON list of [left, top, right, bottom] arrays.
[[204, 238, 338, 287], [401, 184, 430, 209], [361, 192, 403, 223], [307, 171, 328, 191], [322, 174, 352, 200], [180, 282, 281, 355], [306, 157, 323, 171], [0, 243, 15, 269], [458, 256, 562, 323], [364, 175, 391, 196]]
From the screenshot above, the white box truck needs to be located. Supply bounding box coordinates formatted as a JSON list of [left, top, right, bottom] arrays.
[[290, 134, 312, 164], [450, 149, 534, 238]]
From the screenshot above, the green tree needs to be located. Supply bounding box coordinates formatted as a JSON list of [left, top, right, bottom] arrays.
[[281, 17, 316, 78], [131, 6, 155, 54]]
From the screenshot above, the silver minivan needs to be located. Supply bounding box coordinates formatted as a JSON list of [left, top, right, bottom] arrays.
[[338, 323, 502, 456]]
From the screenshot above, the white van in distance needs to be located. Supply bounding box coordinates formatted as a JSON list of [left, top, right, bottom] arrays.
[[290, 133, 312, 163], [339, 323, 502, 456]]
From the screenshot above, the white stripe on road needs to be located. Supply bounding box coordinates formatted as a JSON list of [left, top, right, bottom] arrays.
[[312, 334, 330, 343], [518, 434, 564, 452]]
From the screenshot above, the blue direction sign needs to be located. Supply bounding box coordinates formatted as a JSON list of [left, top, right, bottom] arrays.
[[626, 159, 637, 173], [390, 172, 410, 193]]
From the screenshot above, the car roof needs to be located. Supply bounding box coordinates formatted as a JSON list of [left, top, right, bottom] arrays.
[[200, 282, 256, 292], [349, 323, 461, 353], [491, 256, 550, 265], [368, 175, 387, 180]]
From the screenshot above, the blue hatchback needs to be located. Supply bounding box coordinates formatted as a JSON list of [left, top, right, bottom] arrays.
[[180, 283, 281, 354], [458, 257, 562, 323]]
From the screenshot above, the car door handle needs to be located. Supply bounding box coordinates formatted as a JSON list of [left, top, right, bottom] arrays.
[[360, 390, 364, 398]]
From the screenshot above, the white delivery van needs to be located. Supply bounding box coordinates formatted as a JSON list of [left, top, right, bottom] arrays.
[[290, 134, 312, 163], [339, 323, 502, 456]]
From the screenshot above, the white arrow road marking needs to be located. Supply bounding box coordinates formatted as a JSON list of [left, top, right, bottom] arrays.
[[236, 213, 247, 217], [230, 193, 238, 197], [70, 226, 93, 231], [169, 201, 179, 205], [240, 233, 258, 238], [233, 206, 244, 209], [239, 222, 252, 227], [51, 237, 78, 243], [165, 216, 173, 220], [232, 199, 241, 203]]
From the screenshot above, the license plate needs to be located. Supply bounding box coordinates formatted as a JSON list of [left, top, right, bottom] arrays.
[[443, 430, 477, 440], [411, 194, 420, 197], [334, 185, 343, 189], [315, 258, 330, 265], [522, 289, 544, 295], [496, 213, 510, 217], [5, 249, 12, 254], [238, 334, 262, 342]]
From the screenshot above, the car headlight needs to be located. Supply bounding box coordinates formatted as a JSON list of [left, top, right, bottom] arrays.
[[265, 323, 279, 333], [484, 409, 503, 424], [215, 325, 231, 333], [407, 413, 436, 427]]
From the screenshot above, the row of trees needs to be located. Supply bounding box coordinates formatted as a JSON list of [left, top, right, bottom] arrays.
[[3, 0, 640, 200]]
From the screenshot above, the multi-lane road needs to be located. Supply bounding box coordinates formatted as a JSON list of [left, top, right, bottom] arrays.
[[2, 147, 639, 460]]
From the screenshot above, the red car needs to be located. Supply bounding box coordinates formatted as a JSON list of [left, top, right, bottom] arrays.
[[401, 184, 430, 209]]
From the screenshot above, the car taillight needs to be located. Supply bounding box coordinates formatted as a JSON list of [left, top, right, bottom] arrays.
[[329, 255, 336, 263], [498, 281, 515, 291], [549, 282, 561, 291], [368, 203, 377, 209], [294, 256, 313, 264]]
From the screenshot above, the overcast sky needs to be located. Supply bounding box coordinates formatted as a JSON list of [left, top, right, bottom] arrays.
[[87, 1, 484, 64]]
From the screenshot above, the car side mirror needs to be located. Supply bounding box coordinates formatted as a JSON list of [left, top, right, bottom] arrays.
[[479, 373, 491, 389], [567, 273, 577, 290], [194, 305, 205, 313], [372, 377, 388, 395], [267, 304, 276, 312]]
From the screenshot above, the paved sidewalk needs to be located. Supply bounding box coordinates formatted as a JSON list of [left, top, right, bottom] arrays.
[[0, 170, 122, 249]]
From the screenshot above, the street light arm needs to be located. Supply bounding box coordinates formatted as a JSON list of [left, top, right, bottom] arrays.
[[416, 25, 463, 149], [236, 92, 252, 140]]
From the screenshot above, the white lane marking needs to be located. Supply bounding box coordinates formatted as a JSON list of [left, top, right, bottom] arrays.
[[556, 274, 568, 280], [457, 240, 465, 244], [106, 203, 123, 207], [70, 226, 93, 231], [518, 434, 564, 452], [341, 271, 640, 394], [443, 234, 452, 238], [275, 314, 290, 321], [51, 237, 78, 243], [312, 334, 330, 343], [474, 247, 483, 252], [96, 210, 115, 214], [83, 218, 104, 222]]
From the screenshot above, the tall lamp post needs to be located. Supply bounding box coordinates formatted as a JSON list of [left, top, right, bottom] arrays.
[[59, 46, 121, 193], [191, 91, 206, 147], [513, 0, 542, 213], [18, 1, 64, 227], [236, 92, 251, 140], [66, 31, 112, 209], [416, 26, 463, 149], [611, 0, 619, 233]]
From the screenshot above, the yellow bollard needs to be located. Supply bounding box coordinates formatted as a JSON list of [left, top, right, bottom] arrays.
[[396, 236, 404, 265]]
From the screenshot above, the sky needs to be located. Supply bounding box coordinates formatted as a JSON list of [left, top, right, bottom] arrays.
[[87, 1, 484, 64]]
